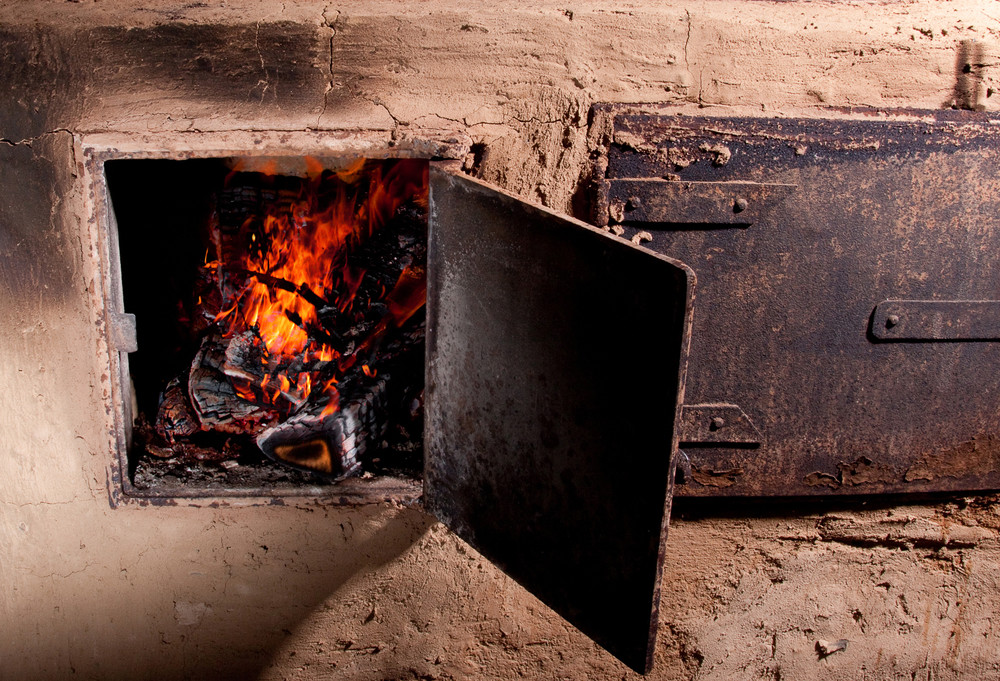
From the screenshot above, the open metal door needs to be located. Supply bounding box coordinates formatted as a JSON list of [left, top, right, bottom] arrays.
[[424, 167, 695, 673]]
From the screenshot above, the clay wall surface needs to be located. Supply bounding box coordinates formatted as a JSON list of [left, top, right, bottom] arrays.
[[1, 2, 999, 679]]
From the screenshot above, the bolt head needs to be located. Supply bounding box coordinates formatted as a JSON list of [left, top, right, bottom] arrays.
[[886, 314, 900, 328], [733, 198, 748, 213], [710, 416, 725, 430]]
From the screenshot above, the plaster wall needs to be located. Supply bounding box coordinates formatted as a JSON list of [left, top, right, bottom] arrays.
[[1, 2, 999, 679]]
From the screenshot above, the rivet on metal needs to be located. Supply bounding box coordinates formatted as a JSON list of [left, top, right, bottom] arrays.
[[733, 198, 748, 213], [627, 196, 642, 210], [886, 314, 900, 328], [710, 416, 725, 430]]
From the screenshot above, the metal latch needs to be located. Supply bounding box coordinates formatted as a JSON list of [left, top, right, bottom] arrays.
[[872, 300, 1000, 341], [108, 312, 138, 353], [604, 180, 796, 226]]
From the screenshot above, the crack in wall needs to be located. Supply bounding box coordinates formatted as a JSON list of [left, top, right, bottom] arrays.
[[684, 10, 693, 72], [507, 115, 577, 125], [31, 563, 93, 580], [371, 98, 403, 136], [682, 10, 705, 106], [76, 125, 378, 136], [317, 5, 342, 127], [0, 128, 74, 148], [1, 499, 86, 508], [253, 22, 271, 104]]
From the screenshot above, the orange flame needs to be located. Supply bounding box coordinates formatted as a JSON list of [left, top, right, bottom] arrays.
[[200, 158, 427, 418], [337, 265, 428, 375]]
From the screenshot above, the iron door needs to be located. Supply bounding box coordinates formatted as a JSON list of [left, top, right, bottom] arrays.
[[595, 107, 1000, 497], [424, 168, 695, 673]]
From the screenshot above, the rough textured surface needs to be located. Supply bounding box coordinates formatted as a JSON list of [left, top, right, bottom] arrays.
[[1, 2, 999, 679]]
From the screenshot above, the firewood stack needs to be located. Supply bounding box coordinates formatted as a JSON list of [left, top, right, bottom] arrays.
[[139, 160, 427, 480]]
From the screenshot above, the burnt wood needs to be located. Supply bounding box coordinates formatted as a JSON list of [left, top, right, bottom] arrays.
[[188, 333, 278, 434], [256, 375, 390, 479], [154, 375, 201, 443]]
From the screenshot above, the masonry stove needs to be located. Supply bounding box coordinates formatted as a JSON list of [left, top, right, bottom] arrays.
[[84, 134, 693, 674], [82, 105, 1000, 674]]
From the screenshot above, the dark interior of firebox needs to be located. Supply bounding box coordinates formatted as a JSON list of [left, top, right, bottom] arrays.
[[106, 157, 428, 492]]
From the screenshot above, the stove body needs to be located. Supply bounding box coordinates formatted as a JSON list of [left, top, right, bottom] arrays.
[[3, 4, 1000, 680]]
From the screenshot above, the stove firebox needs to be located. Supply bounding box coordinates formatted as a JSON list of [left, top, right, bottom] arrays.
[[93, 145, 694, 674], [104, 157, 428, 497]]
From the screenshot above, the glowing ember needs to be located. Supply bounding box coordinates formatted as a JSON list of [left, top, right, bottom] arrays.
[[197, 158, 428, 420]]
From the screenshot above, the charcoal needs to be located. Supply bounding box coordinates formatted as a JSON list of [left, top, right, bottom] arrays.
[[135, 414, 239, 463], [146, 438, 236, 462], [155, 375, 201, 443]]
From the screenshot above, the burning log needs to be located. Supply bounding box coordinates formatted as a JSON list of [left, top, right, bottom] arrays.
[[220, 328, 270, 387], [188, 333, 278, 435], [218, 266, 334, 325], [256, 374, 390, 479]]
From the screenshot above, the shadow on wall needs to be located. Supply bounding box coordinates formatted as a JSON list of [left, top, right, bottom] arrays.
[[4, 500, 437, 681], [146, 506, 435, 679]]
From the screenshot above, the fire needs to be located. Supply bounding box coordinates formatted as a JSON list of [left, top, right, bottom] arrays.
[[199, 158, 428, 419], [337, 265, 428, 375]]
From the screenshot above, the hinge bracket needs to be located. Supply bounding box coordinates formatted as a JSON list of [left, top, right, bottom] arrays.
[[872, 300, 1000, 341]]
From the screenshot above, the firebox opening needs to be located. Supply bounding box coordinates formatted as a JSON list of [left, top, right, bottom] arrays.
[[105, 156, 428, 498]]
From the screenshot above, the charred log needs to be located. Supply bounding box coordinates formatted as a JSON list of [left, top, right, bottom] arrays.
[[154, 375, 201, 443], [188, 333, 278, 434], [221, 328, 269, 386], [256, 374, 391, 479]]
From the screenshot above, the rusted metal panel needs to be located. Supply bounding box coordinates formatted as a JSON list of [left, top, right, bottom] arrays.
[[594, 106, 1000, 497], [872, 300, 1000, 341], [425, 167, 694, 673]]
